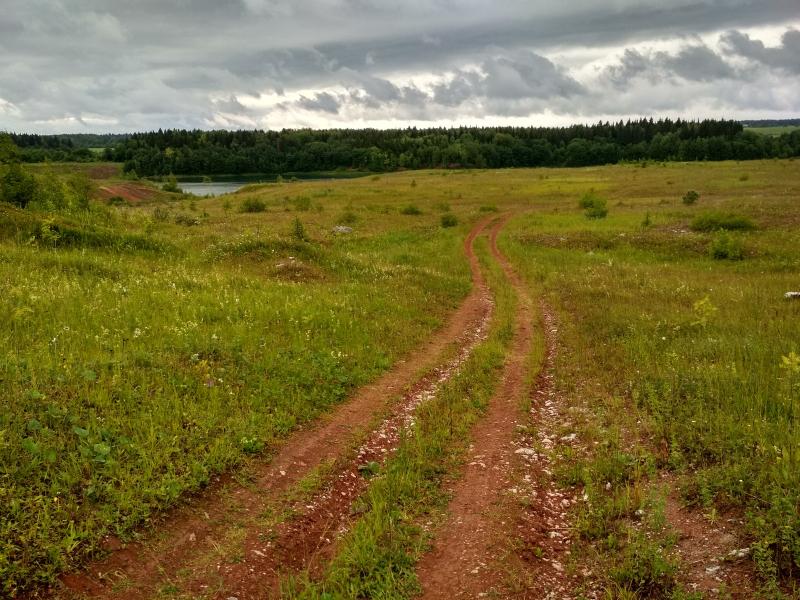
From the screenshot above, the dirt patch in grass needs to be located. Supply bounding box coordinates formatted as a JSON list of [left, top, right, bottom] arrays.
[[96, 182, 158, 204]]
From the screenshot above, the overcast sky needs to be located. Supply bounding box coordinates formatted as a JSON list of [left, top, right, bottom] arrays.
[[0, 0, 798, 133]]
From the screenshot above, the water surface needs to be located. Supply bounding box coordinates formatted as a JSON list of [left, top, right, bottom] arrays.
[[179, 181, 249, 196]]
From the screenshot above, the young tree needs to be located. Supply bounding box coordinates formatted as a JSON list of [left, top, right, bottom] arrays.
[[0, 133, 20, 164], [1, 163, 37, 208]]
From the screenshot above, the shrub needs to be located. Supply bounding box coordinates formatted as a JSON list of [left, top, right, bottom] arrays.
[[682, 190, 700, 205], [240, 197, 267, 213], [108, 195, 126, 206], [1, 163, 37, 208], [401, 205, 422, 215], [578, 191, 601, 209], [709, 232, 744, 260], [292, 217, 308, 242], [479, 205, 498, 213], [690, 212, 755, 232], [152, 206, 170, 221], [441, 214, 458, 228], [162, 174, 182, 193], [641, 212, 652, 228], [579, 192, 608, 219]]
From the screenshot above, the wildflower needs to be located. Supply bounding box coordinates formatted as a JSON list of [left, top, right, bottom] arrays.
[[133, 328, 142, 338]]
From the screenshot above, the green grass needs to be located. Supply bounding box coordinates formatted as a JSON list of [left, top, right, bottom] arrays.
[[0, 172, 478, 593], [2, 159, 800, 595], [499, 161, 800, 595], [746, 125, 800, 137]]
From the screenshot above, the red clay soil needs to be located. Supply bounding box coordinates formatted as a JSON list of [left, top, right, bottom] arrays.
[[52, 217, 494, 600], [96, 182, 158, 204], [499, 303, 584, 599], [662, 479, 758, 598], [416, 215, 537, 599]]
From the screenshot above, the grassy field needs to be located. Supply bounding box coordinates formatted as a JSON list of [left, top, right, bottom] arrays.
[[498, 160, 800, 596], [1, 159, 799, 596], [746, 125, 800, 137]]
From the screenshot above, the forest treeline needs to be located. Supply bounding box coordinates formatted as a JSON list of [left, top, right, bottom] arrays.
[[6, 119, 800, 175]]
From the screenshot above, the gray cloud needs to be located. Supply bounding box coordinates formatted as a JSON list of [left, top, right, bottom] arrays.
[[0, 1, 798, 132], [297, 92, 341, 114], [721, 28, 800, 74], [605, 43, 738, 88]]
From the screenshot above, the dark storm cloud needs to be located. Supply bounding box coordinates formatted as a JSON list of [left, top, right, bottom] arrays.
[[0, 0, 798, 132]]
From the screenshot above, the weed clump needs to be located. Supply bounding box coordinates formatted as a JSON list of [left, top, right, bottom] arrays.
[[240, 197, 267, 213], [292, 217, 308, 242], [682, 190, 700, 205], [479, 205, 498, 213], [401, 205, 422, 215], [440, 214, 458, 228], [579, 192, 608, 219], [709, 231, 744, 260], [690, 212, 755, 232]]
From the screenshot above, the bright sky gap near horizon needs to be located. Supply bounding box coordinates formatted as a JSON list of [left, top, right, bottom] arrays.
[[0, 0, 798, 134]]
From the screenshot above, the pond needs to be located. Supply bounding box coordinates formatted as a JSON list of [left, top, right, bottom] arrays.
[[178, 181, 249, 197]]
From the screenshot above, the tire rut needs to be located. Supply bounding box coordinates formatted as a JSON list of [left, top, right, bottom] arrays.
[[54, 217, 494, 600], [416, 214, 541, 599]]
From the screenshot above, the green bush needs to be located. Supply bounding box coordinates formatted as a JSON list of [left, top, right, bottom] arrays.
[[400, 205, 422, 215], [690, 212, 755, 232], [1, 163, 37, 208], [709, 232, 744, 260], [579, 192, 608, 219], [161, 174, 182, 194], [240, 197, 267, 213], [682, 190, 700, 205], [440, 214, 458, 228], [292, 217, 308, 241]]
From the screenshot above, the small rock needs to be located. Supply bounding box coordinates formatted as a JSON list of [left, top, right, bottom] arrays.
[[705, 565, 721, 575], [515, 448, 537, 456], [559, 433, 577, 442], [785, 292, 800, 299], [728, 547, 750, 559], [332, 225, 353, 234]]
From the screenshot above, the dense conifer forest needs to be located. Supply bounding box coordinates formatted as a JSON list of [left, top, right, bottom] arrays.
[[6, 119, 800, 175]]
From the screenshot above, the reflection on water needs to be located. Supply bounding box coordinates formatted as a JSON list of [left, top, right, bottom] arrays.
[[179, 182, 249, 197]]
